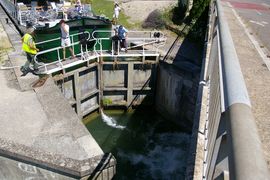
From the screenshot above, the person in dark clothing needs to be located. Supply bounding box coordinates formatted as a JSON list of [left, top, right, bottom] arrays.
[[43, 0, 49, 11], [111, 34, 120, 55], [78, 26, 97, 51], [114, 25, 128, 52], [78, 27, 88, 51]]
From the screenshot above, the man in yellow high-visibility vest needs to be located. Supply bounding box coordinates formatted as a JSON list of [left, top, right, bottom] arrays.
[[20, 27, 39, 76]]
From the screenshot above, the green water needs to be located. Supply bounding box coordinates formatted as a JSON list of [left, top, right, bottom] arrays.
[[84, 109, 190, 179]]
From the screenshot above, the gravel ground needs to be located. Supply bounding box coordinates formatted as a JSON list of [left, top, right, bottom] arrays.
[[109, 0, 177, 23], [121, 0, 177, 23]]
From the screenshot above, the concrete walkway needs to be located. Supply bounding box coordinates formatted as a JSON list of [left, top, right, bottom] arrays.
[[222, 0, 270, 169], [0, 6, 115, 179]]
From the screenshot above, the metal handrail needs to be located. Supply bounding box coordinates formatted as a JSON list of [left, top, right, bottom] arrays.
[[33, 37, 96, 73], [92, 30, 166, 55], [92, 30, 166, 39], [186, 0, 270, 179], [190, 0, 270, 179], [215, 0, 269, 179], [94, 37, 167, 52], [35, 31, 91, 45], [33, 30, 166, 74]]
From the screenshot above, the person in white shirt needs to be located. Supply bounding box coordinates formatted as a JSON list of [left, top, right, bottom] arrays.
[[76, 0, 81, 6], [60, 19, 75, 60], [75, 0, 82, 13], [113, 3, 121, 22]]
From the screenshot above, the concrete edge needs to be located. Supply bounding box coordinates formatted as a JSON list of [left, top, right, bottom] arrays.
[[184, 84, 208, 180], [0, 59, 116, 178], [0, 137, 116, 178], [184, 2, 214, 179], [7, 51, 39, 91]]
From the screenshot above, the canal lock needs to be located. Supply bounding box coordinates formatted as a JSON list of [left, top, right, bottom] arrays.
[[54, 56, 199, 179]]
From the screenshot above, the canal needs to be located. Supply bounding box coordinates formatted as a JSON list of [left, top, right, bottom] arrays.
[[83, 108, 191, 179]]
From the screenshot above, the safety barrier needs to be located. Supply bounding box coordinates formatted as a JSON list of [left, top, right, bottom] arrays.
[[35, 31, 91, 52], [34, 39, 97, 74], [33, 30, 166, 74], [186, 0, 270, 179], [92, 30, 166, 56]]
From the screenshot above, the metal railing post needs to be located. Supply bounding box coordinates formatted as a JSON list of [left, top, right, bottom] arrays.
[[80, 44, 84, 61], [57, 48, 63, 67], [117, 40, 120, 55], [142, 38, 145, 56], [111, 40, 114, 56], [29, 30, 166, 74], [99, 39, 103, 55], [71, 35, 75, 52]]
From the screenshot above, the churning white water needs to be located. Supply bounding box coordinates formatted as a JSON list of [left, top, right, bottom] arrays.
[[117, 132, 190, 179], [85, 110, 190, 179], [101, 110, 126, 130]]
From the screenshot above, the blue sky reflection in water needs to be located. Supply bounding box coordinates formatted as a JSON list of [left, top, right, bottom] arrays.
[[84, 109, 190, 179]]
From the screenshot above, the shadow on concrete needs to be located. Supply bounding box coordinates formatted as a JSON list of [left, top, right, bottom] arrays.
[[87, 153, 115, 179]]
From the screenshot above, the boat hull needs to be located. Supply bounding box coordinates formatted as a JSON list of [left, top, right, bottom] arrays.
[[0, 0, 112, 63], [35, 18, 112, 63]]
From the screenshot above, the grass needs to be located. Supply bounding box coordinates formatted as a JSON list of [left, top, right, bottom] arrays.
[[91, 0, 114, 18], [162, 5, 177, 24], [91, 0, 133, 28], [67, 0, 141, 29]]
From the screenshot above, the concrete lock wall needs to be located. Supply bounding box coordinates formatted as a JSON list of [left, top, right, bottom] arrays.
[[55, 59, 157, 118], [155, 63, 199, 132], [54, 56, 200, 130], [55, 64, 100, 119]]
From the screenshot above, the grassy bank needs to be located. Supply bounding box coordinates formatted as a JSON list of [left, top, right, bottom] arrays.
[[68, 0, 133, 27], [91, 0, 132, 28], [161, 0, 210, 43]]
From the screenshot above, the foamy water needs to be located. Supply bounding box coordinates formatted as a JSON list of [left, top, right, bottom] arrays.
[[85, 110, 190, 179], [117, 132, 190, 179], [101, 110, 126, 130]]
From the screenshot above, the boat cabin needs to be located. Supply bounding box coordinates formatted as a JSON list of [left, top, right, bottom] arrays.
[[12, 0, 93, 28]]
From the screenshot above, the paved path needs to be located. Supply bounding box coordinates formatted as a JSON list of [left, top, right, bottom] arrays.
[[226, 0, 270, 53], [222, 0, 270, 169]]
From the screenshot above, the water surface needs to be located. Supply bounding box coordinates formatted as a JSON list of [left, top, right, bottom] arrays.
[[84, 109, 190, 179]]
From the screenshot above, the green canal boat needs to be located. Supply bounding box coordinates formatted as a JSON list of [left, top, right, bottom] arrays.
[[0, 0, 112, 62], [35, 17, 112, 63]]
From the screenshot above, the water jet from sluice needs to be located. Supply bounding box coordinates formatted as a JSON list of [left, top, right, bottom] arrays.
[[84, 108, 191, 179]]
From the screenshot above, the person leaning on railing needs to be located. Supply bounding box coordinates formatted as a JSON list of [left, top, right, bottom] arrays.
[[20, 27, 39, 76], [114, 25, 128, 52]]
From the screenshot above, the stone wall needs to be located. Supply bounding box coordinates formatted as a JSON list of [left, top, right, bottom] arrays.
[[155, 61, 200, 132]]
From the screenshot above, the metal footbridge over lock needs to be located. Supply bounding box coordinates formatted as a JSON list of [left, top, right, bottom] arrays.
[[34, 30, 167, 75]]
